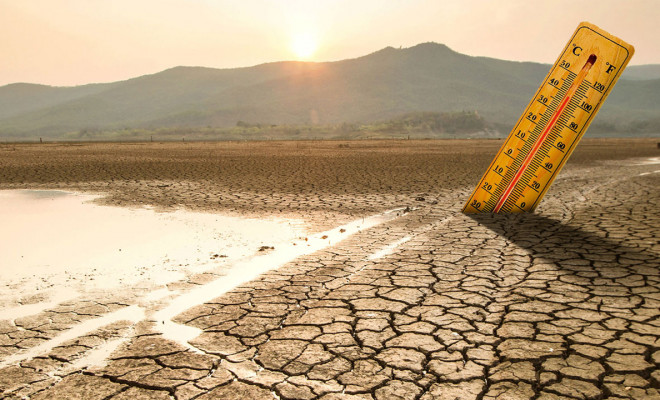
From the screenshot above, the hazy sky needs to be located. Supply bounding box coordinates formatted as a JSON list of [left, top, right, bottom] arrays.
[[2, 0, 658, 86]]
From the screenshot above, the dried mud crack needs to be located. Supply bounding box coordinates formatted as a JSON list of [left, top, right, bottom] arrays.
[[0, 139, 658, 399]]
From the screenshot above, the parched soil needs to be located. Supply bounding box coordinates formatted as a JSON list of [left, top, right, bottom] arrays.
[[1, 138, 659, 400]]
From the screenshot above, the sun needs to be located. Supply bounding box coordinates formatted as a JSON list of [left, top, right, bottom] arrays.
[[291, 33, 318, 60]]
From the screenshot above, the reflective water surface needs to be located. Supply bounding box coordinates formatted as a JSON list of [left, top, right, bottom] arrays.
[[0, 189, 409, 370], [0, 190, 306, 309]]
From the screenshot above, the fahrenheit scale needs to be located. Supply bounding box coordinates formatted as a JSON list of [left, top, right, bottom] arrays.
[[463, 22, 634, 213]]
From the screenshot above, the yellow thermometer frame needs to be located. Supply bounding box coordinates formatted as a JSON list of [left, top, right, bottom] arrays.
[[463, 22, 634, 213]]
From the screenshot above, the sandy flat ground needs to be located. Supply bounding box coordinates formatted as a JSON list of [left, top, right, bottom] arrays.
[[0, 138, 659, 399], [1, 139, 656, 228]]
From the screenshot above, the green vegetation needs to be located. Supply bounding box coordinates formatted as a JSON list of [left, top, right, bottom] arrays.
[[55, 111, 494, 141]]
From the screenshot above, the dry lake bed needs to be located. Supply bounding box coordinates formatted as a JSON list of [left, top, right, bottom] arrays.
[[0, 139, 658, 399]]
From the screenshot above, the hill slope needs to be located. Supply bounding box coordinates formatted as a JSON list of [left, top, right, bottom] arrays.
[[0, 43, 658, 139], [622, 64, 660, 80]]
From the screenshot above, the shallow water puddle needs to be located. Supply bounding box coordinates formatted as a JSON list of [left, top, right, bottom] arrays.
[[627, 157, 660, 176], [0, 190, 306, 306], [635, 156, 660, 165], [0, 189, 411, 369]]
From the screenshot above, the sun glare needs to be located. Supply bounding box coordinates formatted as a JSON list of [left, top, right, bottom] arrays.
[[291, 33, 318, 60]]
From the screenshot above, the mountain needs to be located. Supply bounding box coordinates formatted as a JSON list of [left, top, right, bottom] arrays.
[[0, 43, 658, 140], [622, 64, 660, 80]]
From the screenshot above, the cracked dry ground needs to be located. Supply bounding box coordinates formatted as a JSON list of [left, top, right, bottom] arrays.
[[1, 140, 659, 399]]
